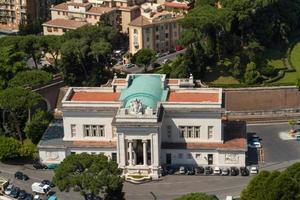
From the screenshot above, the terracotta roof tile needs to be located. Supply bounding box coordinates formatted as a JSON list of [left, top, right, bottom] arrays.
[[70, 91, 120, 101], [43, 19, 88, 29], [114, 79, 126, 84], [129, 16, 151, 26], [167, 79, 179, 85], [88, 6, 114, 14], [168, 91, 219, 103], [52, 3, 68, 10], [164, 2, 190, 9], [73, 140, 116, 148]]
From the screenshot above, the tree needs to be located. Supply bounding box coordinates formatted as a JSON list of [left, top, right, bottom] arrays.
[[19, 139, 37, 158], [24, 110, 52, 144], [0, 88, 41, 143], [53, 153, 124, 200], [174, 193, 218, 200], [40, 35, 63, 66], [244, 62, 260, 85], [132, 49, 156, 71], [8, 70, 52, 88], [241, 162, 300, 200], [0, 136, 21, 161], [18, 35, 41, 69]]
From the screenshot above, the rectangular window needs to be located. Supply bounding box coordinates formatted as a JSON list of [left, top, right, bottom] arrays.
[[92, 125, 97, 136], [173, 23, 177, 28], [187, 153, 192, 159], [47, 27, 52, 32], [84, 125, 90, 136], [94, 16, 97, 19], [194, 126, 200, 138], [71, 124, 76, 137], [71, 152, 76, 155], [187, 126, 193, 138], [167, 125, 172, 138], [98, 125, 105, 137], [53, 27, 58, 32], [156, 26, 159, 32], [156, 35, 159, 40], [208, 126, 213, 139], [146, 37, 150, 42], [178, 153, 183, 159], [179, 126, 185, 138], [165, 33, 168, 38]]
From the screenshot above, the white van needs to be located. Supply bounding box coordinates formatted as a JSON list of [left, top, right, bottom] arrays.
[[31, 182, 50, 194]]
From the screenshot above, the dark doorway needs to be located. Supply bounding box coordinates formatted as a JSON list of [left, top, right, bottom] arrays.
[[112, 153, 117, 162], [208, 154, 213, 165], [166, 153, 172, 165]]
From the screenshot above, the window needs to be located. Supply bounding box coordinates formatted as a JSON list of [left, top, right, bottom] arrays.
[[165, 24, 168, 29], [178, 153, 183, 159], [195, 153, 201, 159], [167, 125, 172, 138], [173, 23, 177, 28], [174, 31, 177, 37], [99, 126, 105, 137], [53, 27, 58, 32], [91, 152, 96, 155], [62, 29, 67, 32], [165, 33, 168, 38], [112, 153, 117, 161], [145, 27, 150, 34], [94, 16, 97, 19], [71, 152, 76, 155], [92, 125, 97, 136], [47, 27, 52, 32], [179, 126, 185, 138], [57, 11, 60, 15], [146, 37, 150, 42], [187, 153, 192, 159], [155, 26, 159, 32], [84, 125, 90, 136], [187, 126, 193, 138], [208, 126, 213, 139], [71, 124, 76, 137], [156, 35, 159, 40], [194, 126, 200, 138]]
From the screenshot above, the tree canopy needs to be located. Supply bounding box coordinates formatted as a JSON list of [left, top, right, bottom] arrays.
[[132, 49, 156, 71], [8, 70, 52, 88], [241, 162, 300, 200], [53, 153, 124, 200]]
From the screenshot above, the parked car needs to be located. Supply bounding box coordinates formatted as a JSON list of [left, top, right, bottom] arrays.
[[186, 167, 195, 175], [48, 195, 57, 200], [33, 160, 47, 170], [10, 186, 20, 198], [213, 167, 222, 175], [123, 63, 135, 69], [42, 180, 55, 188], [18, 190, 27, 200], [240, 167, 249, 176], [47, 164, 59, 170], [179, 166, 186, 175], [250, 166, 259, 174], [161, 59, 170, 65], [230, 167, 239, 176], [204, 166, 213, 175], [33, 195, 41, 200], [248, 141, 262, 148], [15, 171, 29, 181], [85, 193, 102, 200], [24, 194, 33, 200], [194, 166, 204, 174], [221, 168, 230, 176], [5, 184, 14, 195]]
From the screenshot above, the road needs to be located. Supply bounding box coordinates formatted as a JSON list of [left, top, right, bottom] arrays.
[[155, 49, 186, 64], [1, 122, 300, 200]]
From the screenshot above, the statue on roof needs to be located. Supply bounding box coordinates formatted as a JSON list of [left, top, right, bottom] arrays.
[[129, 98, 143, 114]]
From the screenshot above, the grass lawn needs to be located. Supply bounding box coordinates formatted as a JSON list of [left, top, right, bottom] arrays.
[[275, 42, 300, 84], [204, 66, 240, 84], [261, 48, 286, 69]]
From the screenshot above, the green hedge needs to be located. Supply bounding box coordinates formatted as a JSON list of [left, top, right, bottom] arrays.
[[264, 70, 285, 83]]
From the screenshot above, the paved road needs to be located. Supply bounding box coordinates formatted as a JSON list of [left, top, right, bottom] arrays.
[[1, 123, 300, 200], [156, 49, 186, 64]]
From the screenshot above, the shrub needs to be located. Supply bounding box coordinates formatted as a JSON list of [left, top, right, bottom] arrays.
[[19, 139, 37, 158], [0, 136, 21, 160]]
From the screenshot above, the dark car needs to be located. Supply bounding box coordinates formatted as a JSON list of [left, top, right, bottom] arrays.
[[33, 161, 47, 170], [204, 166, 213, 175], [14, 171, 29, 181], [240, 167, 249, 176], [186, 168, 195, 175], [10, 187, 20, 198], [18, 190, 27, 200], [24, 194, 33, 200], [85, 193, 102, 200], [42, 179, 55, 188], [194, 166, 204, 175], [230, 167, 239, 176]]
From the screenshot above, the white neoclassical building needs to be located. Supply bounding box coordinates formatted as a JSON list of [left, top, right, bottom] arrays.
[[38, 74, 246, 180]]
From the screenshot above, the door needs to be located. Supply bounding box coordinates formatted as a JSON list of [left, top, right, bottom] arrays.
[[166, 153, 172, 165], [208, 154, 213, 165]]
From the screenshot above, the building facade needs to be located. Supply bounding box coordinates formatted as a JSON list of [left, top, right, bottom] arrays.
[[0, 0, 46, 32], [38, 74, 246, 180], [128, 3, 183, 54]]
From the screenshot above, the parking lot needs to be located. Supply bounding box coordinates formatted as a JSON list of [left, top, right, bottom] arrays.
[[1, 123, 300, 200]]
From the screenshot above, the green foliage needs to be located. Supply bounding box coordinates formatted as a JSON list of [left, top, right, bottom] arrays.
[[8, 70, 52, 88], [24, 110, 52, 144], [132, 49, 156, 70], [241, 162, 300, 200], [53, 153, 124, 200], [174, 192, 218, 200], [19, 139, 37, 158], [0, 136, 21, 160], [244, 62, 260, 85], [18, 35, 41, 69], [156, 55, 189, 78]]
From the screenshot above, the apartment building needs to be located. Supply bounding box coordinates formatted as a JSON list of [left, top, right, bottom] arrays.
[[38, 74, 246, 181], [0, 0, 45, 32], [128, 3, 183, 54]]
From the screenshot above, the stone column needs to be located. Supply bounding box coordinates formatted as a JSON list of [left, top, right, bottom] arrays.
[[142, 140, 147, 166], [128, 140, 133, 166], [117, 133, 126, 167]]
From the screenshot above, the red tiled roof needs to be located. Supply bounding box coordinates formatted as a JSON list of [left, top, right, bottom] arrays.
[[73, 141, 116, 148], [167, 79, 179, 85], [168, 91, 219, 103], [70, 91, 120, 101], [43, 19, 88, 29], [88, 6, 114, 14], [164, 2, 190, 9], [52, 3, 68, 10], [114, 79, 126, 84]]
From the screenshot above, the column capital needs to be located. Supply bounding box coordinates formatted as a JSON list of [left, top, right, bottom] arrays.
[[142, 139, 148, 143], [128, 139, 133, 143]]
